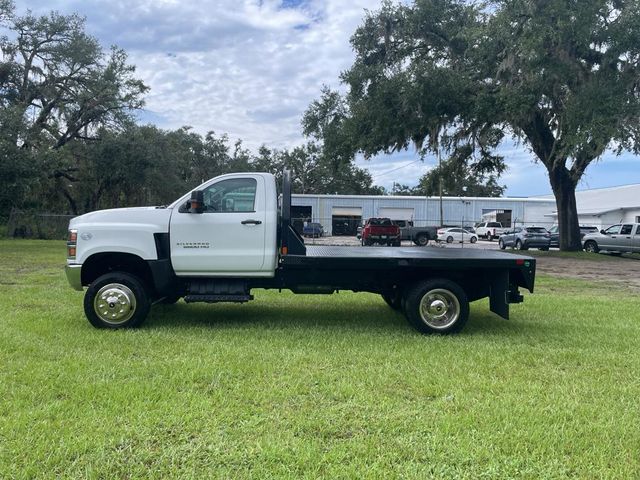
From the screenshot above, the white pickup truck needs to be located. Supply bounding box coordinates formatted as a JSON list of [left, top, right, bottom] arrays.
[[65, 171, 536, 334], [474, 222, 507, 241]]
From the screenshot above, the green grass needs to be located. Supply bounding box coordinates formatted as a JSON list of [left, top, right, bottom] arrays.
[[1, 240, 639, 478]]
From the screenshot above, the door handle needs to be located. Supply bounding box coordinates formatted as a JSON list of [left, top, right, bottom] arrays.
[[241, 219, 262, 225]]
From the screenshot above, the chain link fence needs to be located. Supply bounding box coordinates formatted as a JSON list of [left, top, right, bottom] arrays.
[[6, 209, 75, 240]]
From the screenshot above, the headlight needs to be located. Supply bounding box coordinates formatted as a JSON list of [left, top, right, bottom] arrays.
[[67, 229, 77, 259]]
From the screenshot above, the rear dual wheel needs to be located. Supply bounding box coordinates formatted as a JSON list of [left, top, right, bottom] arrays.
[[403, 279, 469, 334], [415, 234, 429, 246]]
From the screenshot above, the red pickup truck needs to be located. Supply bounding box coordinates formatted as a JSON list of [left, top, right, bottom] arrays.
[[361, 217, 401, 246]]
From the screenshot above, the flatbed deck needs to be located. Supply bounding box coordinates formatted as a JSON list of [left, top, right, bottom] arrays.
[[303, 245, 532, 260], [283, 245, 535, 269]]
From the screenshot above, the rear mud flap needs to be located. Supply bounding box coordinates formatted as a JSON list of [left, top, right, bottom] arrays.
[[489, 270, 509, 319]]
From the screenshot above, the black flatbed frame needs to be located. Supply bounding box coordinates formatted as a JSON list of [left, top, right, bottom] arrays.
[[272, 171, 536, 320]]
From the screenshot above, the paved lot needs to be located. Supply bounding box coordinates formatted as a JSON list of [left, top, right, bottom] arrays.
[[303, 235, 500, 250]]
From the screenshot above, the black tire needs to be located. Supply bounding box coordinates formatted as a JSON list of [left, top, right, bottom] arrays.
[[446, 236, 454, 244], [84, 272, 150, 329], [470, 236, 477, 244], [403, 279, 469, 334], [498, 239, 506, 250], [415, 234, 429, 246], [381, 290, 402, 310], [516, 239, 527, 251], [539, 247, 549, 251], [393, 240, 401, 247], [488, 233, 494, 241], [584, 241, 599, 254]]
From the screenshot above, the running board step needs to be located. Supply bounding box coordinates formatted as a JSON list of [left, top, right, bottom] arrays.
[[183, 294, 253, 303]]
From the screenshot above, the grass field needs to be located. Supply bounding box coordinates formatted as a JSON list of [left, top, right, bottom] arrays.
[[1, 240, 639, 478]]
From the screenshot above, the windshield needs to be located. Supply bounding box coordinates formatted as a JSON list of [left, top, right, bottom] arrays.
[[370, 218, 392, 226]]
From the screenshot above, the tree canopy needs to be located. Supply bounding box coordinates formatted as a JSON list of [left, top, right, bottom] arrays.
[[0, 3, 382, 222], [306, 0, 640, 249]]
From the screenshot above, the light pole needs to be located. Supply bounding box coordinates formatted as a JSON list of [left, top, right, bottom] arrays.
[[461, 199, 471, 248]]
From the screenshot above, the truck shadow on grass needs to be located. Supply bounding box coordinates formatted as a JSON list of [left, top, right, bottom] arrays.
[[146, 301, 408, 333], [144, 299, 541, 339]]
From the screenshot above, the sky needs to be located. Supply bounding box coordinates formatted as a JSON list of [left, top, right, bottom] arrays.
[[15, 0, 640, 196]]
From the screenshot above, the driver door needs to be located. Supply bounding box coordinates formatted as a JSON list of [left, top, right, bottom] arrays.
[[170, 175, 267, 276]]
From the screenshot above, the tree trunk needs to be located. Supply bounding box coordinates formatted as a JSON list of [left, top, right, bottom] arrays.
[[549, 167, 581, 251]]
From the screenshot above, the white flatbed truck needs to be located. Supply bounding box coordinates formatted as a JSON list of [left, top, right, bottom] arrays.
[[65, 171, 536, 334]]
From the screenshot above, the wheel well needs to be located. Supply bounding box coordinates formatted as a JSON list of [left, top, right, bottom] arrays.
[[391, 270, 489, 303], [82, 252, 154, 291]]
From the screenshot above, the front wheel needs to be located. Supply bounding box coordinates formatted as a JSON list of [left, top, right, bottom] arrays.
[[403, 279, 469, 334], [84, 272, 150, 329], [584, 241, 599, 253], [516, 239, 527, 251]]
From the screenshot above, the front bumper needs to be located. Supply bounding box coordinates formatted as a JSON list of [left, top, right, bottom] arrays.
[[65, 264, 83, 291]]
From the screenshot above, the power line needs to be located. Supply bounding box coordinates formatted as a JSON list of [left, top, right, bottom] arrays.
[[371, 160, 422, 179]]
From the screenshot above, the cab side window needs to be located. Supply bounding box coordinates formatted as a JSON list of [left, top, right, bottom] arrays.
[[604, 225, 621, 235], [637, 225, 640, 235], [202, 178, 257, 213], [620, 224, 633, 235]]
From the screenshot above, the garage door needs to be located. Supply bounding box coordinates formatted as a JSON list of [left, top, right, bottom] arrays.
[[331, 207, 362, 216], [331, 206, 362, 236], [378, 207, 414, 221]]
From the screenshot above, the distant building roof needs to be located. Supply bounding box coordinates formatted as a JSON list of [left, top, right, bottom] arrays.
[[535, 183, 640, 216]]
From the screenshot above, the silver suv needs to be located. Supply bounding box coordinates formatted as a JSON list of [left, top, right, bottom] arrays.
[[583, 223, 640, 254], [498, 226, 551, 251]]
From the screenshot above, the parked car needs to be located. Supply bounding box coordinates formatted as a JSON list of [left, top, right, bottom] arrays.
[[499, 226, 551, 251], [548, 225, 599, 247], [361, 217, 401, 246], [437, 227, 478, 244], [302, 222, 324, 238], [582, 223, 640, 254], [475, 222, 507, 241]]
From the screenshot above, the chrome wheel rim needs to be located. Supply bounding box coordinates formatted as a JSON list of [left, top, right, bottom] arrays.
[[419, 289, 460, 329], [94, 283, 137, 325]]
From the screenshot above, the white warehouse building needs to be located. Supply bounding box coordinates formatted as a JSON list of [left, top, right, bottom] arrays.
[[291, 193, 556, 236], [538, 183, 640, 229], [292, 183, 640, 236]]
